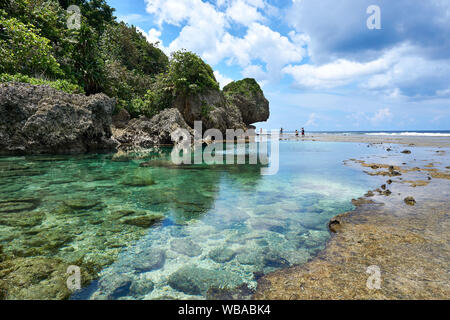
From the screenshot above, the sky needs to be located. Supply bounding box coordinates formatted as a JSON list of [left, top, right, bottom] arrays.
[[106, 0, 450, 131]]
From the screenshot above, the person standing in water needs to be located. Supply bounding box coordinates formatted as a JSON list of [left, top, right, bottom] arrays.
[[295, 130, 299, 137], [301, 128, 305, 137], [280, 128, 283, 134]]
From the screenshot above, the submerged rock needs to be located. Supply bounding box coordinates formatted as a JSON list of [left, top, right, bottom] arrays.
[[63, 199, 102, 210], [236, 249, 263, 266], [129, 278, 154, 296], [401, 150, 412, 154], [250, 217, 287, 234], [0, 211, 44, 227], [263, 251, 290, 269], [170, 238, 202, 257], [0, 257, 92, 300], [0, 83, 117, 155], [167, 265, 242, 295], [206, 283, 255, 300], [0, 198, 40, 214], [120, 176, 156, 187], [121, 213, 165, 228], [133, 248, 166, 272], [208, 247, 236, 263], [98, 273, 132, 299], [295, 230, 329, 249]]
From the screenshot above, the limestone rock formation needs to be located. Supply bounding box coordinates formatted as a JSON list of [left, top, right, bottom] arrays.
[[0, 83, 117, 155], [223, 78, 270, 125], [114, 108, 193, 149]]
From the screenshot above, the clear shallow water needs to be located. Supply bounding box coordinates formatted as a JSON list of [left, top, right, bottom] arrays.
[[0, 141, 386, 299]]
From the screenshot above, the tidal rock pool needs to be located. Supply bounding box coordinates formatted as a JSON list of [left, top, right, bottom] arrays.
[[0, 141, 386, 299]]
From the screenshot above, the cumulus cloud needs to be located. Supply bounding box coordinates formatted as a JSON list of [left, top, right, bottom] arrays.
[[286, 0, 450, 62], [226, 0, 266, 26], [214, 70, 233, 89], [283, 44, 450, 98], [143, 0, 305, 83], [370, 108, 392, 124], [136, 27, 170, 55]]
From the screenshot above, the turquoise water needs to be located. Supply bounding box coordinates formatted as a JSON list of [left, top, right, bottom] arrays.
[[0, 141, 386, 299]]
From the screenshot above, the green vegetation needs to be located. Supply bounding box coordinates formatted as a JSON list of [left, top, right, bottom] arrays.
[[223, 78, 262, 98], [201, 103, 215, 118], [0, 73, 83, 94], [167, 50, 220, 95], [0, 0, 222, 118]]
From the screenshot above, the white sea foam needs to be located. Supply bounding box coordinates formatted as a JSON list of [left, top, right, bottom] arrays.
[[365, 132, 450, 137]]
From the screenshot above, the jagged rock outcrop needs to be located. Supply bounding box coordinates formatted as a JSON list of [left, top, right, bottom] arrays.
[[172, 79, 269, 134], [0, 78, 270, 154], [115, 78, 269, 148], [0, 83, 117, 155], [114, 108, 193, 149], [172, 89, 247, 133], [223, 78, 270, 125]]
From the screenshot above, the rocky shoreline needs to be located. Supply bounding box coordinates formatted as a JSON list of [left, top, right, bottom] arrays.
[[0, 80, 269, 155], [254, 143, 450, 299]]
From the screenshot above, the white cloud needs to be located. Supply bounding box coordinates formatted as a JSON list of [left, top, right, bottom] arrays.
[[214, 70, 233, 88], [226, 0, 265, 26], [436, 87, 450, 97], [369, 108, 392, 125], [347, 108, 393, 127], [136, 27, 170, 55], [282, 48, 396, 89], [144, 0, 305, 84], [118, 14, 147, 24], [283, 44, 450, 98], [304, 113, 318, 127]]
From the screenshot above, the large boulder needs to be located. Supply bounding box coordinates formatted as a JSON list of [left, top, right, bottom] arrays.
[[114, 108, 193, 149], [0, 83, 117, 155], [223, 78, 269, 125], [172, 89, 247, 133]]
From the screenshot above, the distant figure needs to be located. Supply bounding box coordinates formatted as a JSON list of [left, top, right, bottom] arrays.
[[260, 128, 263, 135], [295, 130, 299, 137], [280, 128, 283, 134], [301, 128, 305, 137]]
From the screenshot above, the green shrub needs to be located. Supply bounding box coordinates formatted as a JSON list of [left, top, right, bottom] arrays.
[[0, 73, 84, 94], [0, 14, 63, 77], [127, 81, 173, 118], [223, 78, 262, 98], [201, 103, 215, 118], [168, 50, 219, 95], [100, 22, 168, 76]]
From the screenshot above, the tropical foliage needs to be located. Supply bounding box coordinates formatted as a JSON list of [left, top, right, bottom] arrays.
[[0, 0, 221, 118]]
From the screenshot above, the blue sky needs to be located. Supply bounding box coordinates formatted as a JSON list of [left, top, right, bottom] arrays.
[[106, 0, 450, 131]]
